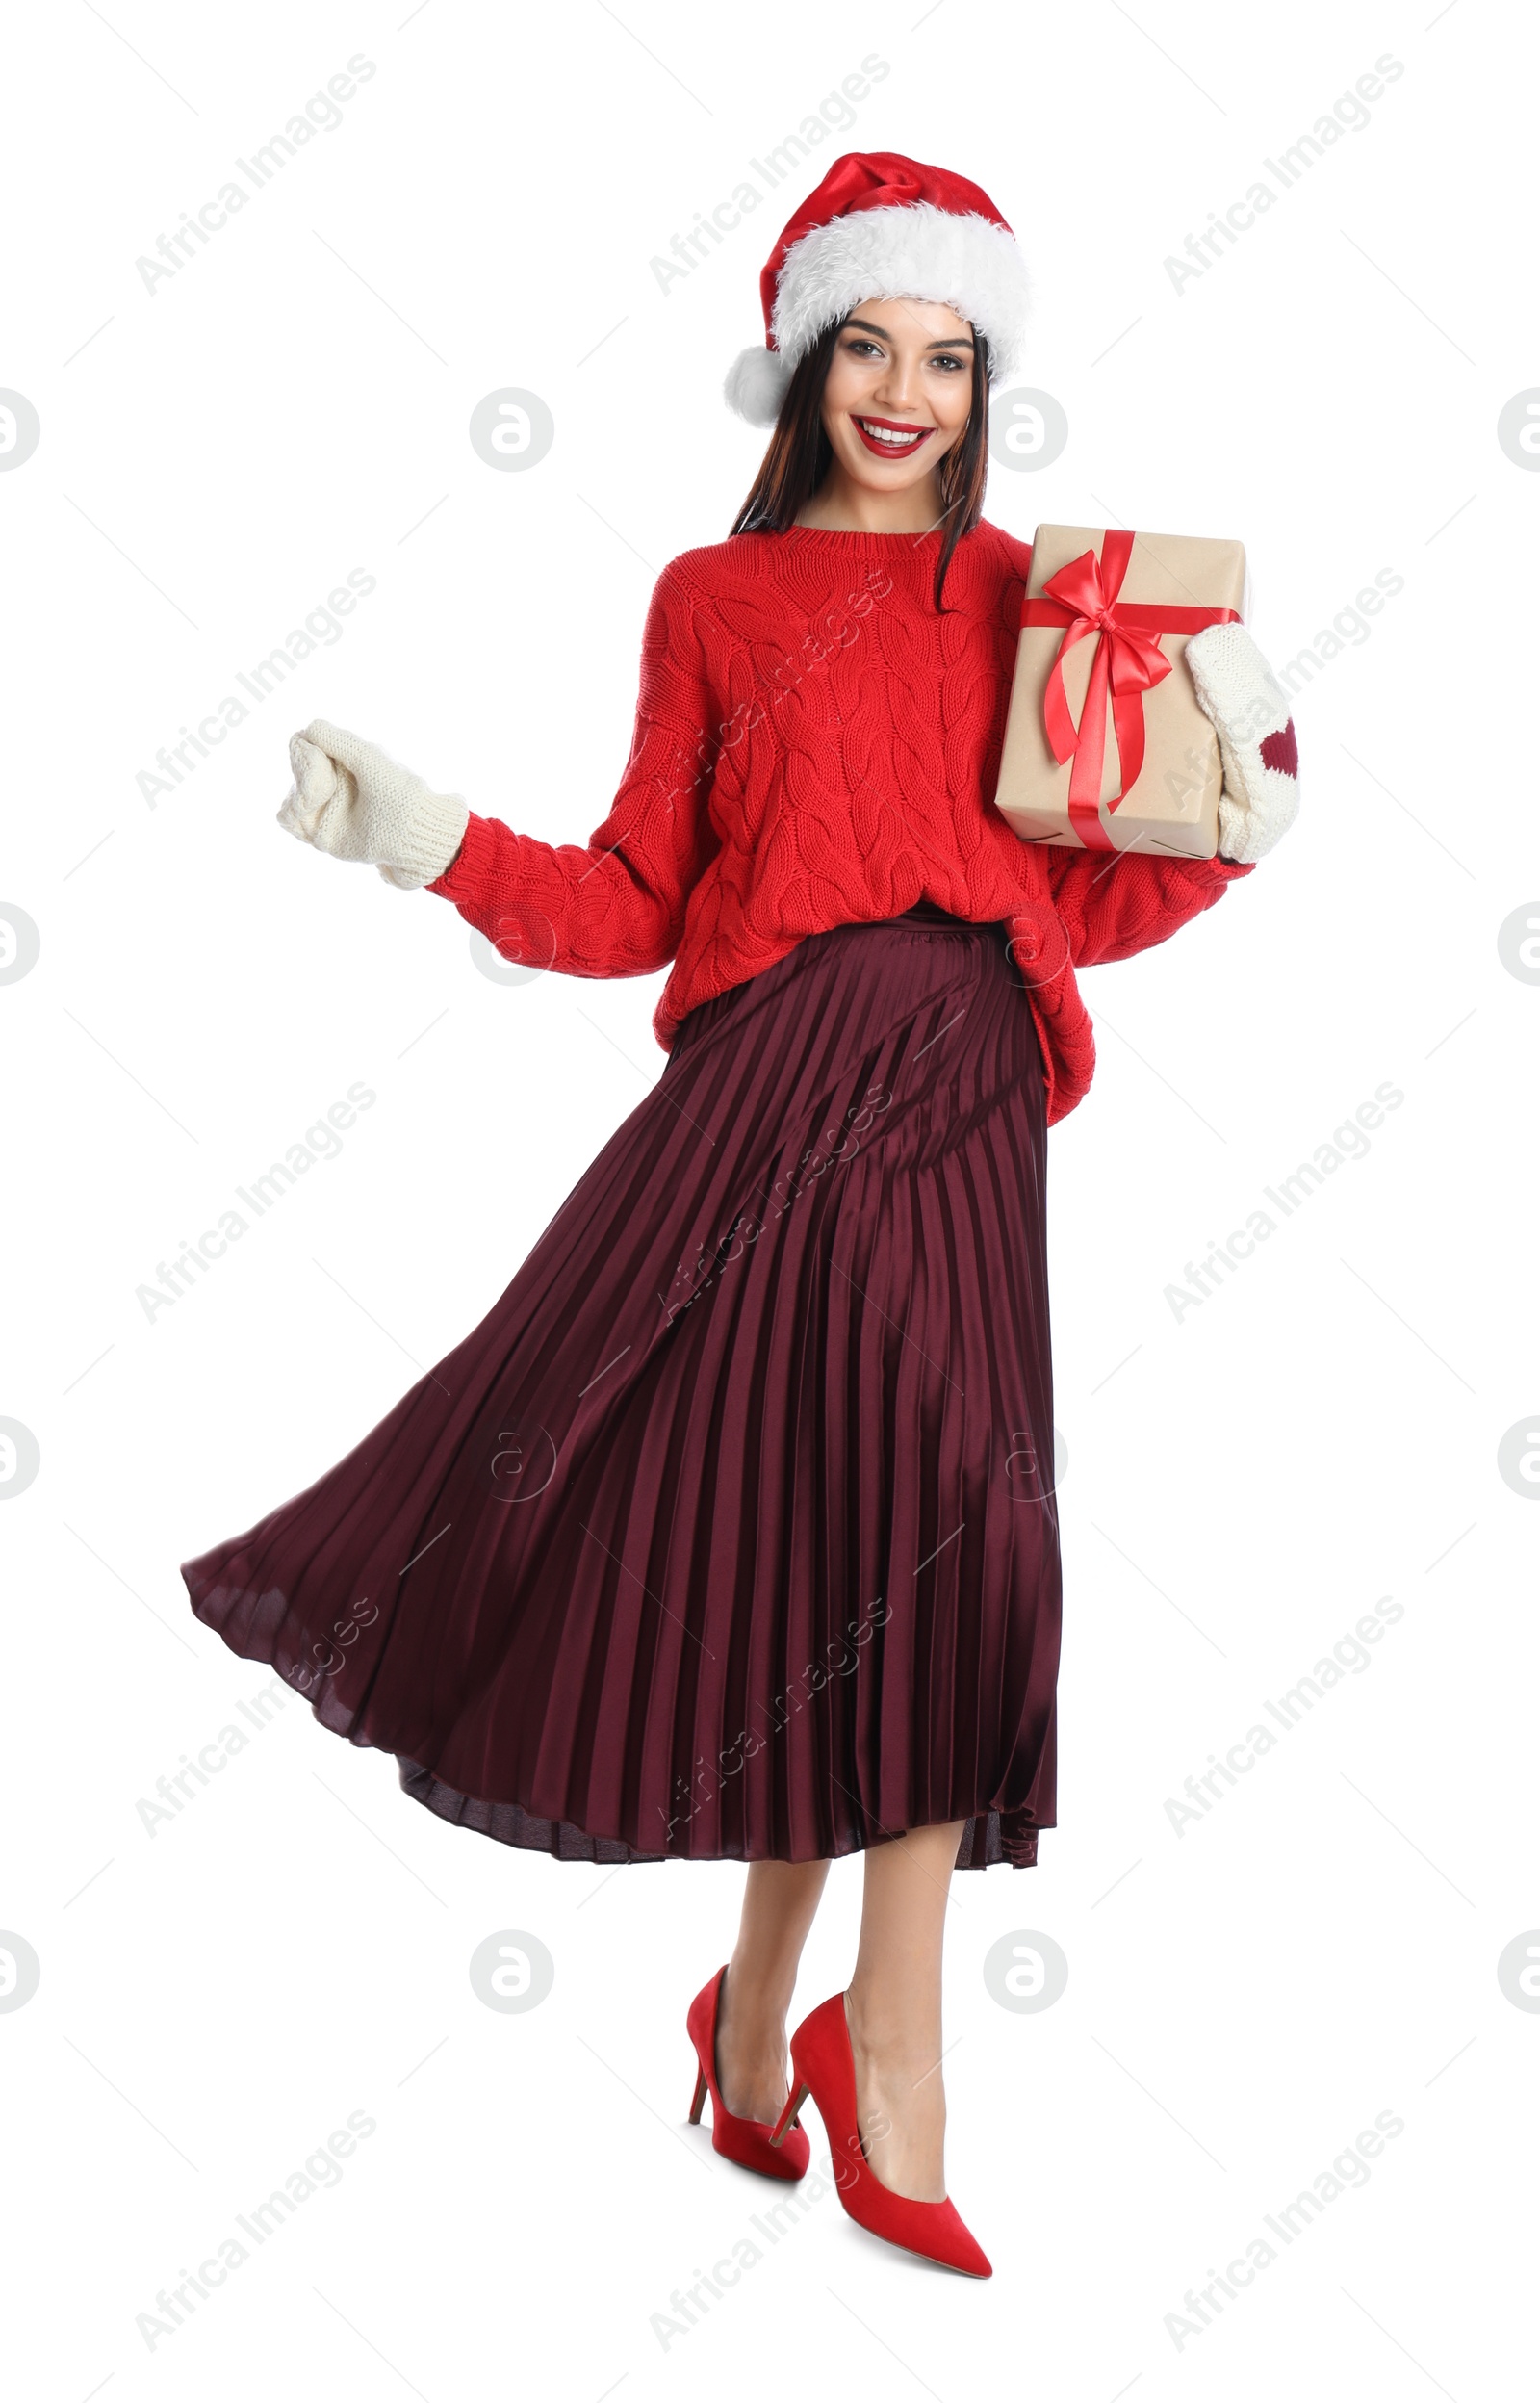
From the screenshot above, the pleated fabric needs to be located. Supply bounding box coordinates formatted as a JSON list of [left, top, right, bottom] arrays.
[[180, 903, 1062, 1870]]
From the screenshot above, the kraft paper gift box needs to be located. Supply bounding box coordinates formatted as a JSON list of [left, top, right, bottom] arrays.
[[994, 525, 1247, 860]]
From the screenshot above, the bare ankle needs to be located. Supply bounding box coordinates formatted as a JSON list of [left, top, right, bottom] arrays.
[[843, 1986, 940, 2077], [718, 1966, 790, 2043]]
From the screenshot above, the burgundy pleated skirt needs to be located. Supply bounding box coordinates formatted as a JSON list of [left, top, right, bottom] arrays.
[[181, 902, 1062, 1870]]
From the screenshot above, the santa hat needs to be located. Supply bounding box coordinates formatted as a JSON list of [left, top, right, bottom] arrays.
[[724, 149, 1030, 427]]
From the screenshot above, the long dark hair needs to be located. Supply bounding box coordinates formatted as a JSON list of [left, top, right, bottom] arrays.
[[730, 314, 991, 611]]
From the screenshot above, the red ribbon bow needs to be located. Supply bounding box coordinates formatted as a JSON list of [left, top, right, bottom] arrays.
[[1021, 530, 1238, 851]]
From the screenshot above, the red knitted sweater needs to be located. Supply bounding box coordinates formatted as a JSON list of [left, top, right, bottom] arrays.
[[426, 519, 1253, 1124]]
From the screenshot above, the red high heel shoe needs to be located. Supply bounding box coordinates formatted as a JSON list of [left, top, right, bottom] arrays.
[[686, 1966, 810, 2181], [769, 1990, 991, 2276]]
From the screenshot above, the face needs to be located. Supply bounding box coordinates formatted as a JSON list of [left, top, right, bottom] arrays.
[[818, 297, 977, 498]]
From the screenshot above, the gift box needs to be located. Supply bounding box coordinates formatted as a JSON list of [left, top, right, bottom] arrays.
[[994, 525, 1247, 859]]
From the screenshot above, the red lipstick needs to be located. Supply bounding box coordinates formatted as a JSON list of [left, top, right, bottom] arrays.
[[850, 414, 934, 460]]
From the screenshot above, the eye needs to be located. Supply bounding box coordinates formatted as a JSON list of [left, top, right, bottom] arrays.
[[844, 337, 884, 358], [929, 352, 968, 373]]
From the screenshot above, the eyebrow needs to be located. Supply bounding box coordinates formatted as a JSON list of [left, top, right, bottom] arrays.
[[842, 315, 976, 349]]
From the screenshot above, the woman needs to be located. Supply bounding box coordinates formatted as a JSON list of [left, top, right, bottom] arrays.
[[181, 151, 1298, 2278]]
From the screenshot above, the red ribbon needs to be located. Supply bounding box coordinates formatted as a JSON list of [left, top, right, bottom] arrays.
[[1021, 530, 1239, 851]]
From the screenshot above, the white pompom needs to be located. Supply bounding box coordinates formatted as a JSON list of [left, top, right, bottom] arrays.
[[723, 345, 793, 426]]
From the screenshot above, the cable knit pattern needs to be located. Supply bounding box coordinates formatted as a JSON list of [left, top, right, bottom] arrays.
[[426, 521, 1253, 1124]]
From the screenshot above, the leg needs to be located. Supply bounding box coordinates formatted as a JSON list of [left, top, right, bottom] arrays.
[[844, 1819, 966, 2202], [714, 1856, 831, 2122]]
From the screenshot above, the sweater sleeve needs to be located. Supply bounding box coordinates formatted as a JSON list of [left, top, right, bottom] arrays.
[[1042, 848, 1254, 970], [424, 565, 720, 977]]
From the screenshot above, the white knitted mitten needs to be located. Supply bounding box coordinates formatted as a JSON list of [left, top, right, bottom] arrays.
[[1186, 624, 1300, 865], [278, 719, 470, 890]]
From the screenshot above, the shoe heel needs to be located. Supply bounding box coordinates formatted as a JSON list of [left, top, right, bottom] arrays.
[[768, 2079, 808, 2148], [684, 1967, 809, 2182]]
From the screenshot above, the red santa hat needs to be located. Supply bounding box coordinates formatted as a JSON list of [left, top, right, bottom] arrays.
[[724, 149, 1030, 426]]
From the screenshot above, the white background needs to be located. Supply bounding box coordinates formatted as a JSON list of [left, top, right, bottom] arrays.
[[2, 0, 1534, 2394]]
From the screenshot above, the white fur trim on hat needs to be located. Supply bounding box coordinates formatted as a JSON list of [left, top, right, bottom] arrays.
[[723, 345, 795, 428], [773, 201, 1030, 383]]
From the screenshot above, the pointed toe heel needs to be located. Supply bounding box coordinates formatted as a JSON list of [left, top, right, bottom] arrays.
[[780, 1991, 991, 2277], [685, 1966, 810, 2182]]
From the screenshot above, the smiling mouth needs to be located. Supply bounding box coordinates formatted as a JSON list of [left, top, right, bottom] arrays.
[[852, 415, 934, 459]]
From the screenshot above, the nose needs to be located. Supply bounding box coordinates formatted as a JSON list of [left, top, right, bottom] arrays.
[[871, 352, 926, 413]]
